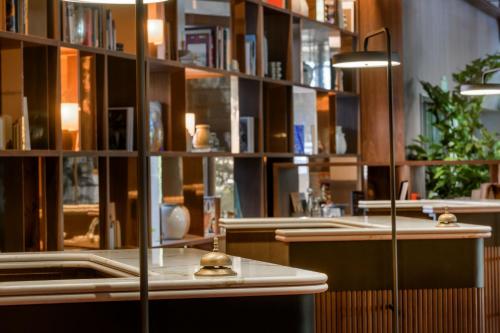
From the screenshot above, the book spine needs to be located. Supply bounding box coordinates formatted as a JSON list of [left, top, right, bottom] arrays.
[[83, 7, 92, 47], [6, 0, 16, 32]]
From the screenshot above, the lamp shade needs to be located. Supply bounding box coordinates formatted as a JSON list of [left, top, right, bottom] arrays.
[[148, 19, 164, 45], [332, 51, 401, 68], [460, 83, 500, 96], [61, 103, 80, 131], [63, 0, 166, 4]]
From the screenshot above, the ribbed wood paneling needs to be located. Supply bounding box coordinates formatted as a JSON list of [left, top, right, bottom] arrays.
[[315, 288, 484, 333], [485, 246, 500, 333]]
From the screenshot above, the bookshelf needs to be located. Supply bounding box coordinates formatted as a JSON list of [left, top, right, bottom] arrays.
[[0, 0, 361, 252]]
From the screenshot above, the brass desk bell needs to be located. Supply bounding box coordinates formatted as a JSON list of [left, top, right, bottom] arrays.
[[436, 207, 459, 227], [195, 236, 237, 277]]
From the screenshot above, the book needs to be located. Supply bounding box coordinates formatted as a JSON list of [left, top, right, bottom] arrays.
[[184, 27, 232, 70], [244, 34, 257, 75], [6, 0, 17, 32], [184, 28, 213, 67], [149, 101, 164, 152], [109, 107, 134, 151], [266, 0, 285, 8], [239, 117, 255, 153], [62, 2, 103, 48], [22, 96, 30, 150], [294, 124, 305, 154]]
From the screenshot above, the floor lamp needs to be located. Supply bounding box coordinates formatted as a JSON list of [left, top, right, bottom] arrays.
[[62, 1, 167, 332], [332, 27, 401, 333]]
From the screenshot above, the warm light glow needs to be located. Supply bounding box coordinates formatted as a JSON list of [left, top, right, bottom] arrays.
[[333, 60, 401, 68], [185, 113, 196, 136], [148, 19, 164, 45], [63, 0, 167, 3], [460, 84, 500, 96], [61, 103, 80, 131], [461, 89, 500, 96]]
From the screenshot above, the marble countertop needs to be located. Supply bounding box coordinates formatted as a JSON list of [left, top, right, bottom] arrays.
[[274, 216, 491, 242], [359, 199, 500, 213], [0, 248, 327, 306], [219, 217, 385, 229]]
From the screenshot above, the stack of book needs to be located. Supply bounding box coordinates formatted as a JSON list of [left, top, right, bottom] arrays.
[[62, 2, 116, 49], [184, 26, 231, 70]]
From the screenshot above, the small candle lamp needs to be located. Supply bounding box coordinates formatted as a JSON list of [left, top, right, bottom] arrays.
[[61, 103, 80, 150], [148, 19, 165, 59]]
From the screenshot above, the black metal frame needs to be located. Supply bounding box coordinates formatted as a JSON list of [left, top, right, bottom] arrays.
[[362, 27, 399, 333], [135, 1, 150, 332]]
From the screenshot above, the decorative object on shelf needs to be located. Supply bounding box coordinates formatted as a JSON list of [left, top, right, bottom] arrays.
[[269, 61, 283, 80], [195, 236, 237, 277], [185, 113, 196, 152], [239, 116, 255, 153], [192, 124, 211, 150], [109, 107, 134, 151], [335, 125, 347, 154], [160, 203, 190, 240], [209, 132, 220, 151], [324, 0, 336, 24], [333, 27, 401, 332], [230, 59, 239, 72], [303, 62, 314, 86], [334, 68, 344, 91], [291, 0, 309, 16], [266, 0, 285, 8], [294, 124, 305, 154], [61, 102, 80, 151], [149, 101, 164, 152], [436, 207, 459, 228], [62, 1, 104, 48]]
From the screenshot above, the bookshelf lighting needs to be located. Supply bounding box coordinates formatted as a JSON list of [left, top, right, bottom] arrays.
[[61, 103, 80, 150], [148, 19, 164, 45]]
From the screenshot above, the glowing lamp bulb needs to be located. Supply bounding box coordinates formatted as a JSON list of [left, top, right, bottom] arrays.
[[61, 103, 80, 132], [148, 19, 164, 46], [185, 113, 195, 136]]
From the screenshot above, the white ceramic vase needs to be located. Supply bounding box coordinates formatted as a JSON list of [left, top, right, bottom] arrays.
[[335, 126, 347, 154], [160, 204, 190, 240]]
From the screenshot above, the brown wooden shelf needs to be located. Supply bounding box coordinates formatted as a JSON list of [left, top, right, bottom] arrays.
[[465, 0, 500, 18], [0, 150, 59, 157]]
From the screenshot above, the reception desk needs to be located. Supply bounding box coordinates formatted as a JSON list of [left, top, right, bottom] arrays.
[[0, 249, 327, 333], [360, 199, 500, 333], [221, 216, 491, 332]]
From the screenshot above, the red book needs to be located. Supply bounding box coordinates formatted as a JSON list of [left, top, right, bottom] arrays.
[[266, 0, 285, 8]]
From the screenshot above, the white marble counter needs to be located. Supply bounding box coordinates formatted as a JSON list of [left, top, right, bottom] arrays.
[[359, 199, 500, 213], [274, 216, 491, 242], [0, 248, 327, 306]]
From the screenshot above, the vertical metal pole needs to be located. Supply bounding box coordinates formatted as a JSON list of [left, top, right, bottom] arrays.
[[135, 1, 149, 332], [385, 28, 399, 333]]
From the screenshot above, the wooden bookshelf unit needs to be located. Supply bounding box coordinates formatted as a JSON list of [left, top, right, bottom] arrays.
[[0, 0, 361, 252]]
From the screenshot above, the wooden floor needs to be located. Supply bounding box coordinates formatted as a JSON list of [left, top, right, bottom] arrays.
[[315, 288, 485, 333]]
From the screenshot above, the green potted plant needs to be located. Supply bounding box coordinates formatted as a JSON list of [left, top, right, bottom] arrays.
[[407, 53, 500, 198]]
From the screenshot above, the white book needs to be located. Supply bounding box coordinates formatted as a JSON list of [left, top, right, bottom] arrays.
[[22, 96, 30, 150], [230, 76, 240, 154]]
